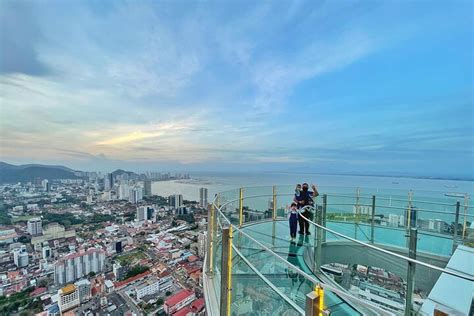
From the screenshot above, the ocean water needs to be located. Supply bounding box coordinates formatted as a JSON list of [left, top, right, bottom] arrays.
[[151, 172, 474, 203]]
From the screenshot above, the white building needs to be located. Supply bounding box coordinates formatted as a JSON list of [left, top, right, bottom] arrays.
[[198, 231, 207, 258], [118, 183, 130, 200], [169, 194, 183, 209], [136, 206, 146, 221], [388, 214, 404, 227], [42, 245, 52, 259], [54, 248, 106, 285], [13, 245, 29, 267], [135, 276, 172, 300], [75, 279, 91, 303], [199, 188, 208, 208], [58, 284, 80, 313], [129, 187, 143, 204], [27, 218, 42, 236]]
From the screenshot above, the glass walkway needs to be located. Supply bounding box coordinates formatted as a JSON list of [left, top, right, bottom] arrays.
[[203, 186, 474, 315]]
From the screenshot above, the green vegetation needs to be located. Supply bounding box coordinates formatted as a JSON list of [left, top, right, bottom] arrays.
[[116, 251, 146, 265], [43, 212, 82, 228], [87, 213, 115, 224], [0, 202, 12, 225], [122, 265, 149, 280], [0, 288, 42, 314], [143, 195, 167, 206], [11, 215, 35, 223], [177, 213, 195, 224]]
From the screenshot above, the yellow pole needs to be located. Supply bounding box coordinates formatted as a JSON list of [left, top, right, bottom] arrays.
[[209, 204, 214, 273], [226, 226, 233, 316], [239, 188, 243, 227], [315, 284, 325, 315]]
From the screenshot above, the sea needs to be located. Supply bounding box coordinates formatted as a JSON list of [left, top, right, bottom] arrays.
[[151, 172, 474, 203]]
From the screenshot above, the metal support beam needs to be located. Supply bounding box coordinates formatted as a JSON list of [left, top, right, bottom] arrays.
[[371, 195, 375, 244], [453, 201, 460, 253], [239, 188, 243, 227], [314, 208, 323, 272], [206, 204, 215, 276], [220, 226, 233, 316], [355, 187, 360, 239], [272, 185, 277, 220], [405, 228, 417, 316], [462, 194, 469, 240], [322, 195, 327, 242]]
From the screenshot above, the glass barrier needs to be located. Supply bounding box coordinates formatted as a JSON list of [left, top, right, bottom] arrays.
[[208, 186, 473, 315]]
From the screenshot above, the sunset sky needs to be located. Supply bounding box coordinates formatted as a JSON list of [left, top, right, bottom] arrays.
[[0, 0, 473, 177]]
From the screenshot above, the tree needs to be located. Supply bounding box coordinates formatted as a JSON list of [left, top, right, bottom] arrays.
[[156, 297, 164, 306], [165, 290, 172, 296]]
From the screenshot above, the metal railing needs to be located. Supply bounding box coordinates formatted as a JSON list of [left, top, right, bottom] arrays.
[[204, 186, 473, 316]]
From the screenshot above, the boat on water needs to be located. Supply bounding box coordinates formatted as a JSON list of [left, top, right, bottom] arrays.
[[444, 192, 465, 198], [444, 184, 458, 189]]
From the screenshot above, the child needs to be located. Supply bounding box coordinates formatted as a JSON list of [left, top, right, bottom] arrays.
[[288, 202, 299, 241], [294, 184, 301, 202]]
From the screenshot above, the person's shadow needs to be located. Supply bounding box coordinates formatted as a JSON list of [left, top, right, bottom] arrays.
[[286, 234, 309, 298]]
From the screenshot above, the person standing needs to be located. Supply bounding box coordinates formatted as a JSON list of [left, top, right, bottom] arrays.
[[288, 202, 299, 240], [295, 183, 319, 235]]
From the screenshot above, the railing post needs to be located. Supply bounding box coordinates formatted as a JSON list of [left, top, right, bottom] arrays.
[[453, 201, 460, 253], [206, 204, 215, 276], [405, 227, 417, 316], [406, 191, 413, 248], [239, 188, 243, 227], [272, 186, 277, 221], [371, 195, 375, 244], [314, 207, 323, 272], [306, 285, 329, 315], [322, 194, 327, 242], [462, 194, 469, 240], [355, 187, 360, 239], [220, 226, 233, 316]]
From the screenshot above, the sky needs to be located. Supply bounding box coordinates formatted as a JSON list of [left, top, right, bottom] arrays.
[[0, 0, 473, 178]]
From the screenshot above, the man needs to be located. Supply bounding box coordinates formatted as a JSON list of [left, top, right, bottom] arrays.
[[295, 183, 319, 235]]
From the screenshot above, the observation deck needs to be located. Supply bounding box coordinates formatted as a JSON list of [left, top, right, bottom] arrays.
[[202, 186, 474, 315]]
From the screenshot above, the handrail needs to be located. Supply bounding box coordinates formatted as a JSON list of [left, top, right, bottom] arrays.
[[298, 206, 474, 282], [214, 202, 394, 315], [217, 193, 474, 282]]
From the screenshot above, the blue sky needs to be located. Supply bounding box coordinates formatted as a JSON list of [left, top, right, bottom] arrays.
[[0, 0, 473, 178]]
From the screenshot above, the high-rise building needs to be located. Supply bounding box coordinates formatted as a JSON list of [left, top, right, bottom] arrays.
[[118, 183, 130, 200], [136, 206, 146, 221], [129, 187, 143, 204], [169, 194, 183, 209], [13, 245, 29, 267], [75, 279, 91, 303], [198, 231, 207, 258], [41, 179, 50, 192], [136, 206, 153, 221], [54, 248, 106, 285], [199, 188, 208, 208], [58, 284, 80, 313], [104, 173, 114, 191], [27, 218, 42, 236], [144, 180, 152, 197], [42, 245, 51, 259]]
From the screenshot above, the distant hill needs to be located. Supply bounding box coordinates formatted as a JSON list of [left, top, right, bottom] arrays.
[[0, 162, 81, 184], [112, 169, 139, 179]]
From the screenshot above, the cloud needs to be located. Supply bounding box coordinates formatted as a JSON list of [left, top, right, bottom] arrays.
[[0, 1, 50, 76]]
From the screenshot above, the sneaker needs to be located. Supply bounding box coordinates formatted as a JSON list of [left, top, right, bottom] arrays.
[[298, 231, 304, 235], [305, 231, 311, 235]]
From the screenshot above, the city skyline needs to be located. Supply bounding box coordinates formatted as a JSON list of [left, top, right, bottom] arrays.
[[1, 1, 473, 178]]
